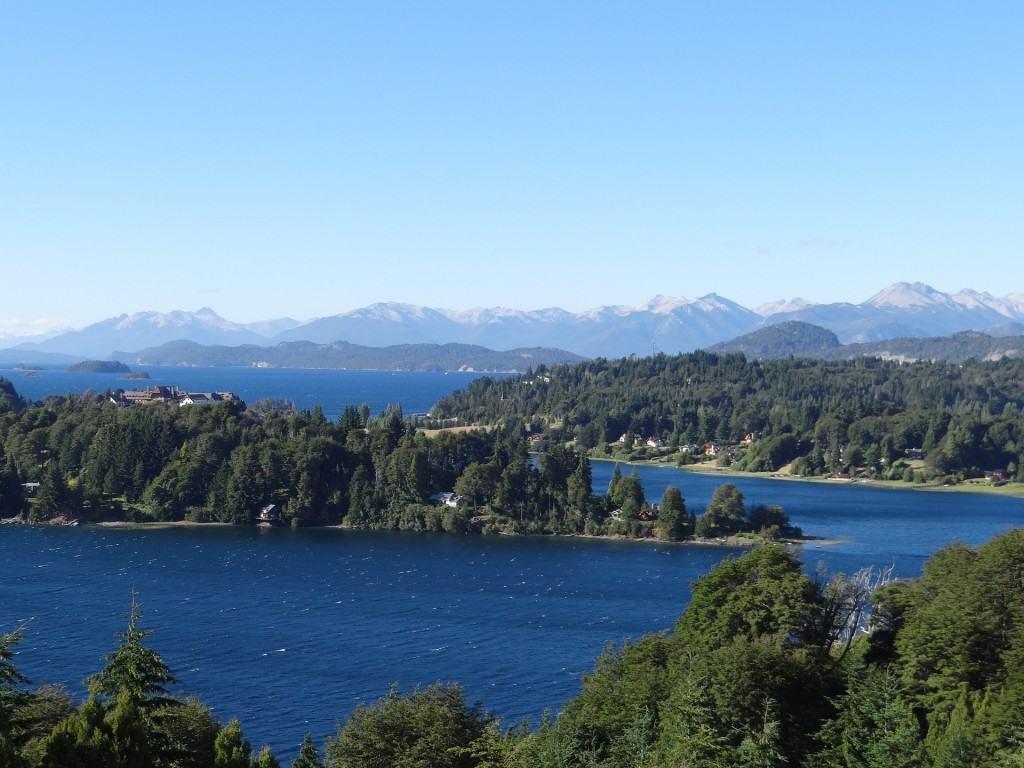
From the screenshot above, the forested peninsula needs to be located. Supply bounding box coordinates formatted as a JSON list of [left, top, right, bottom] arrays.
[[3, 529, 1024, 766], [432, 352, 1024, 488], [0, 378, 791, 543]]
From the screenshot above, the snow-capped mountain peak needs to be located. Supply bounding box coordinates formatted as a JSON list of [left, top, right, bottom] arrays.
[[8, 283, 1024, 361], [755, 298, 814, 317], [865, 282, 957, 310], [645, 295, 694, 314]]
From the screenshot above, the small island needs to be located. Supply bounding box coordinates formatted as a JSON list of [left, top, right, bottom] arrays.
[[66, 360, 131, 374], [121, 371, 151, 380]]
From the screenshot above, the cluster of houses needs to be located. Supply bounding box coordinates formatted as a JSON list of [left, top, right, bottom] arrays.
[[615, 433, 664, 449], [617, 432, 757, 458], [108, 385, 239, 408]]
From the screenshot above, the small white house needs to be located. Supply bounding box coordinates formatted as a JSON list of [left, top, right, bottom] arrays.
[[429, 492, 463, 508], [258, 503, 281, 523], [180, 393, 215, 406]]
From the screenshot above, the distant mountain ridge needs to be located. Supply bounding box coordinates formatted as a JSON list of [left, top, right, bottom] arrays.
[[121, 339, 585, 372], [270, 294, 761, 358], [709, 321, 841, 358], [4, 282, 1024, 360], [712, 321, 1024, 363], [765, 282, 1024, 342], [12, 308, 267, 359]]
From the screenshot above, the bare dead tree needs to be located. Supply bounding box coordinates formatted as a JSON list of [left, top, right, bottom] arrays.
[[818, 563, 896, 661]]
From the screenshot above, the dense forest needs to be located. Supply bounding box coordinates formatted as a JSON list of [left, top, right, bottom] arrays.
[[3, 529, 1024, 766], [432, 352, 1024, 482], [0, 379, 791, 542]]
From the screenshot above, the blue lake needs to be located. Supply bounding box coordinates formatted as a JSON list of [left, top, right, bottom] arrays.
[[0, 366, 494, 418], [3, 367, 1024, 756], [2, 470, 1023, 758]]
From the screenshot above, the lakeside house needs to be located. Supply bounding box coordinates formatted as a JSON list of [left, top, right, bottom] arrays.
[[21, 482, 40, 497], [429, 492, 463, 508], [257, 504, 282, 524], [109, 386, 238, 407]]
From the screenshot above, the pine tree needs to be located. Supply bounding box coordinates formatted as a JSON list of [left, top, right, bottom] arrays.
[[31, 461, 66, 522], [291, 733, 323, 768], [607, 463, 623, 502], [254, 744, 281, 768], [88, 593, 175, 707], [734, 699, 787, 768], [43, 696, 113, 768], [105, 688, 151, 768], [656, 485, 692, 541], [213, 720, 252, 768], [566, 453, 592, 519], [0, 627, 28, 740], [0, 451, 23, 518]]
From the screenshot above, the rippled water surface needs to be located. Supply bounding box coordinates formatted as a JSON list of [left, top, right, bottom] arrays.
[[3, 472, 1023, 757]]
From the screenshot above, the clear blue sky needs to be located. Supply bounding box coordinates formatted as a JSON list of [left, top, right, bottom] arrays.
[[1, 2, 1022, 332]]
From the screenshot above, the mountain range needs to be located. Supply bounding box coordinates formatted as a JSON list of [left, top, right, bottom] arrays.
[[4, 282, 1024, 361], [712, 321, 1024, 363]]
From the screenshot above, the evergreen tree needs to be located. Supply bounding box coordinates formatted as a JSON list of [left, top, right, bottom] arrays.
[[696, 483, 746, 538], [0, 451, 23, 518], [31, 461, 67, 522], [291, 733, 323, 768], [607, 463, 623, 501], [656, 485, 692, 540], [213, 720, 252, 768], [42, 696, 112, 768], [0, 627, 27, 743], [734, 699, 787, 768], [105, 688, 151, 768], [255, 744, 281, 768], [88, 594, 175, 707], [828, 666, 924, 768], [566, 453, 592, 522]]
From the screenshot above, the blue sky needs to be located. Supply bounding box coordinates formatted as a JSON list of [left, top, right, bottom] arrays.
[[1, 2, 1022, 332]]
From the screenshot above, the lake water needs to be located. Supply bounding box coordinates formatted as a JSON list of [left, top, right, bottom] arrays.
[[3, 367, 1024, 755], [0, 366, 494, 418], [3, 472, 1023, 758]]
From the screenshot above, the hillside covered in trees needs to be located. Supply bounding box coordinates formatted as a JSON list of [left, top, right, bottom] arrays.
[[710, 322, 1024, 364], [3, 529, 1024, 766], [0, 378, 792, 542], [432, 353, 1024, 483]]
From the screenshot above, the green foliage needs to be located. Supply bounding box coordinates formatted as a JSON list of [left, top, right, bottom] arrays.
[[255, 744, 281, 768], [291, 733, 323, 768], [434, 352, 1024, 481], [0, 448, 24, 518], [558, 634, 674, 755], [696, 483, 746, 537], [655, 485, 692, 540], [3, 488, 1024, 768], [88, 594, 174, 707], [213, 720, 252, 768], [323, 683, 490, 768], [818, 666, 924, 768], [675, 545, 826, 653], [0, 378, 25, 414]]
